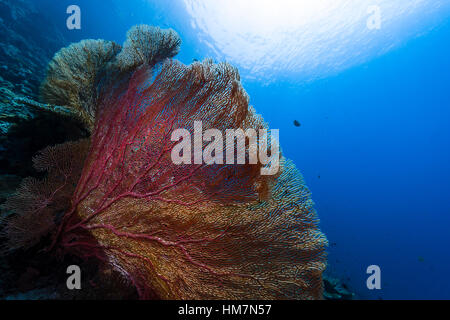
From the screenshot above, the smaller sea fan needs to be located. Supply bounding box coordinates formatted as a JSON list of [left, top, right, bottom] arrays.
[[40, 40, 122, 130], [113, 25, 181, 73], [0, 177, 56, 253], [0, 139, 89, 253]]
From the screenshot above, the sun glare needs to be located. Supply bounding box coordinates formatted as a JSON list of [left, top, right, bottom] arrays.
[[183, 0, 450, 82]]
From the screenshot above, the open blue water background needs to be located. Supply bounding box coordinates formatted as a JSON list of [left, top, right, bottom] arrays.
[[39, 0, 450, 299]]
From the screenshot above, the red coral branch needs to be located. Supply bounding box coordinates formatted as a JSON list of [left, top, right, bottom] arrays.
[[45, 60, 326, 300]]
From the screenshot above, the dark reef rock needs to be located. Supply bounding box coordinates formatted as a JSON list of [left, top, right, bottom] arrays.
[[0, 174, 21, 204], [0, 248, 137, 300], [323, 275, 355, 300]]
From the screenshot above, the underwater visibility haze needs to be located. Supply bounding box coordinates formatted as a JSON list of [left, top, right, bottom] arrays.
[[0, 0, 450, 300]]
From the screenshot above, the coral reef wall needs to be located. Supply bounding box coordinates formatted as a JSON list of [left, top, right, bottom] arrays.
[[0, 0, 85, 189], [0, 0, 67, 99]]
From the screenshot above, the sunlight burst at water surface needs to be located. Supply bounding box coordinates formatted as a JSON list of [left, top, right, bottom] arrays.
[[183, 0, 450, 82]]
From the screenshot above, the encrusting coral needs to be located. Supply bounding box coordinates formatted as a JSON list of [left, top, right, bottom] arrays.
[[1, 25, 327, 299]]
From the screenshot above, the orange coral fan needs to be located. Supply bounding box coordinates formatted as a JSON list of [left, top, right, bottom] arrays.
[[40, 40, 122, 131], [50, 59, 327, 299]]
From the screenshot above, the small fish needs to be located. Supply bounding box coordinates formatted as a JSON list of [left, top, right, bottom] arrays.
[[192, 58, 199, 62], [418, 256, 425, 262], [318, 175, 321, 179], [293, 120, 301, 127]]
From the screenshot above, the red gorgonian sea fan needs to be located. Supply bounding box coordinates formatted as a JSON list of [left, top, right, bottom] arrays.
[[3, 25, 327, 299]]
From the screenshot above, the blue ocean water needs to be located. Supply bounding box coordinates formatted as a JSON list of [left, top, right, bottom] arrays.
[[39, 0, 450, 299]]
